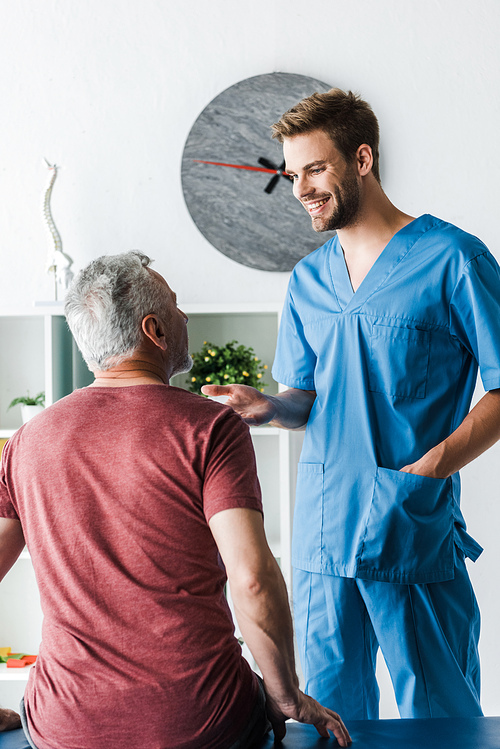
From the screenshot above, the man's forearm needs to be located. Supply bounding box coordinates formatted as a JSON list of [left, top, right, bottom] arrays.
[[231, 563, 352, 746], [210, 509, 299, 701], [0, 519, 25, 582], [402, 388, 500, 478], [0, 708, 21, 732], [200, 383, 316, 428], [267, 388, 316, 430], [229, 554, 299, 704], [209, 508, 351, 746]]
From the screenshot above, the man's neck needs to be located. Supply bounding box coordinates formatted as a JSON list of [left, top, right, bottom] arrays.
[[90, 358, 168, 388], [336, 187, 415, 291]]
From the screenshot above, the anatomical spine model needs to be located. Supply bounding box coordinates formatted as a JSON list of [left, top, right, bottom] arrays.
[[43, 159, 74, 299]]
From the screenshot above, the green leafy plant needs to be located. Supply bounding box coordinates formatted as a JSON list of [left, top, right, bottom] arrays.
[[8, 391, 45, 409], [189, 341, 268, 395]]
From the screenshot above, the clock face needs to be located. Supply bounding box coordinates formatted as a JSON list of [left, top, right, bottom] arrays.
[[181, 73, 335, 272]]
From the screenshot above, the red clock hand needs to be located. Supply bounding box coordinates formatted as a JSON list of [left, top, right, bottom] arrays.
[[193, 159, 281, 174]]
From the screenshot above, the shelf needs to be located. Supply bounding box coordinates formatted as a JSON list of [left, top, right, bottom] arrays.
[[33, 301, 65, 312], [249, 426, 282, 436], [180, 302, 282, 315], [0, 663, 34, 682], [0, 316, 45, 432]]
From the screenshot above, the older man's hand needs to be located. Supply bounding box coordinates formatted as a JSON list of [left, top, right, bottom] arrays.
[[265, 688, 351, 746], [0, 708, 22, 732]]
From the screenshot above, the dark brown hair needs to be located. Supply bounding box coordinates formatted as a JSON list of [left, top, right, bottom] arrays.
[[272, 88, 381, 183]]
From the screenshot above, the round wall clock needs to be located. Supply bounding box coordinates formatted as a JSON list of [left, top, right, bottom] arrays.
[[181, 72, 334, 272]]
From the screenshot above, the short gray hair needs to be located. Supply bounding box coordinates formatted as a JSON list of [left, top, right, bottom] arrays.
[[65, 251, 170, 371]]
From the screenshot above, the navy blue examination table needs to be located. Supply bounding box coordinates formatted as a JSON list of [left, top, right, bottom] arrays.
[[2, 716, 500, 748]]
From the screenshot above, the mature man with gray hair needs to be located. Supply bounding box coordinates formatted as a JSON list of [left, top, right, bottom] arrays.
[[0, 252, 350, 749]]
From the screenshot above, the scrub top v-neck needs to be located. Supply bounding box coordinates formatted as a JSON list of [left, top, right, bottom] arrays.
[[273, 214, 500, 584], [330, 220, 417, 311]]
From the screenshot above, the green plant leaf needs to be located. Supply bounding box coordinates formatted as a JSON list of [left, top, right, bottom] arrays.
[[8, 391, 45, 409]]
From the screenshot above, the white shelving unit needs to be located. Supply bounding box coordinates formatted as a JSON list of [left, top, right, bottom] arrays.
[[171, 302, 302, 589], [0, 664, 35, 682], [0, 304, 93, 438], [0, 303, 302, 698]]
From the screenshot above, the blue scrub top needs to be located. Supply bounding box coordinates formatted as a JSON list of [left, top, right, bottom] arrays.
[[273, 215, 500, 583]]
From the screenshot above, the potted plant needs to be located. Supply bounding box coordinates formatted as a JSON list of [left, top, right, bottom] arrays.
[[189, 341, 268, 401], [8, 391, 45, 424]]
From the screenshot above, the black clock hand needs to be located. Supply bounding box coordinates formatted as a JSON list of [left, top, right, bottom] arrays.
[[258, 157, 278, 170], [258, 159, 288, 194]]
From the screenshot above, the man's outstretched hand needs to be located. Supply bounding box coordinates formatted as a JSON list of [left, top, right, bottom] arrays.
[[201, 384, 277, 426], [0, 708, 21, 732], [265, 689, 351, 746]]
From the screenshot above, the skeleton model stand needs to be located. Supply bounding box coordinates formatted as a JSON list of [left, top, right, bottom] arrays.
[[43, 159, 74, 300]]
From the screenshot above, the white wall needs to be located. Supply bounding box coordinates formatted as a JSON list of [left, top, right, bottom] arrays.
[[1, 0, 500, 718]]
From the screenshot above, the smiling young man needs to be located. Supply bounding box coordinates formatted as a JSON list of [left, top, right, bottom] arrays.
[[203, 88, 500, 721], [285, 129, 364, 232]]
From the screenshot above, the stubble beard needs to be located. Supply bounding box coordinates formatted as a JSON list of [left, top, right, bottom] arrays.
[[312, 171, 361, 233], [172, 352, 193, 378]]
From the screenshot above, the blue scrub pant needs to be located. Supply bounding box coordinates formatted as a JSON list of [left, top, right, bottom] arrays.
[[293, 553, 482, 721]]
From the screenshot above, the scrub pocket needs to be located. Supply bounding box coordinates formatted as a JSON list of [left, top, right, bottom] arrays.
[[292, 462, 324, 571], [368, 323, 430, 399], [356, 467, 454, 583]]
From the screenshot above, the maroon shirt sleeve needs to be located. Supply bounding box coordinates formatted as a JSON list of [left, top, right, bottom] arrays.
[[0, 441, 20, 520], [202, 410, 263, 522]]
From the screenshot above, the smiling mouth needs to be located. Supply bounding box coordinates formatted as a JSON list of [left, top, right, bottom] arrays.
[[303, 197, 330, 215]]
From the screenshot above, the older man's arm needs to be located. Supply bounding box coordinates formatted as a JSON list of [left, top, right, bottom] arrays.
[[0, 708, 21, 732], [0, 518, 25, 731], [0, 518, 25, 581], [209, 508, 351, 746]]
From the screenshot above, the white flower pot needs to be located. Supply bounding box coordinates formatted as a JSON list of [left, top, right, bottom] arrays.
[[21, 405, 44, 424]]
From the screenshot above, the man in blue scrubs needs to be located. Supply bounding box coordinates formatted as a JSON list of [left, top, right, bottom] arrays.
[[203, 88, 500, 720]]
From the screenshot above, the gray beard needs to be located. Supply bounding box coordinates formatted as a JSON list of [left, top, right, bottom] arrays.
[[172, 353, 193, 378]]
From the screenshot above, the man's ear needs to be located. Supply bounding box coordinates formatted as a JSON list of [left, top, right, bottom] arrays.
[[356, 144, 373, 177], [142, 314, 168, 351]]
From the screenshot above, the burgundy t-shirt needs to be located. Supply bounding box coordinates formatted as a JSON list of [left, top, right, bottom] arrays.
[[0, 385, 262, 749]]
